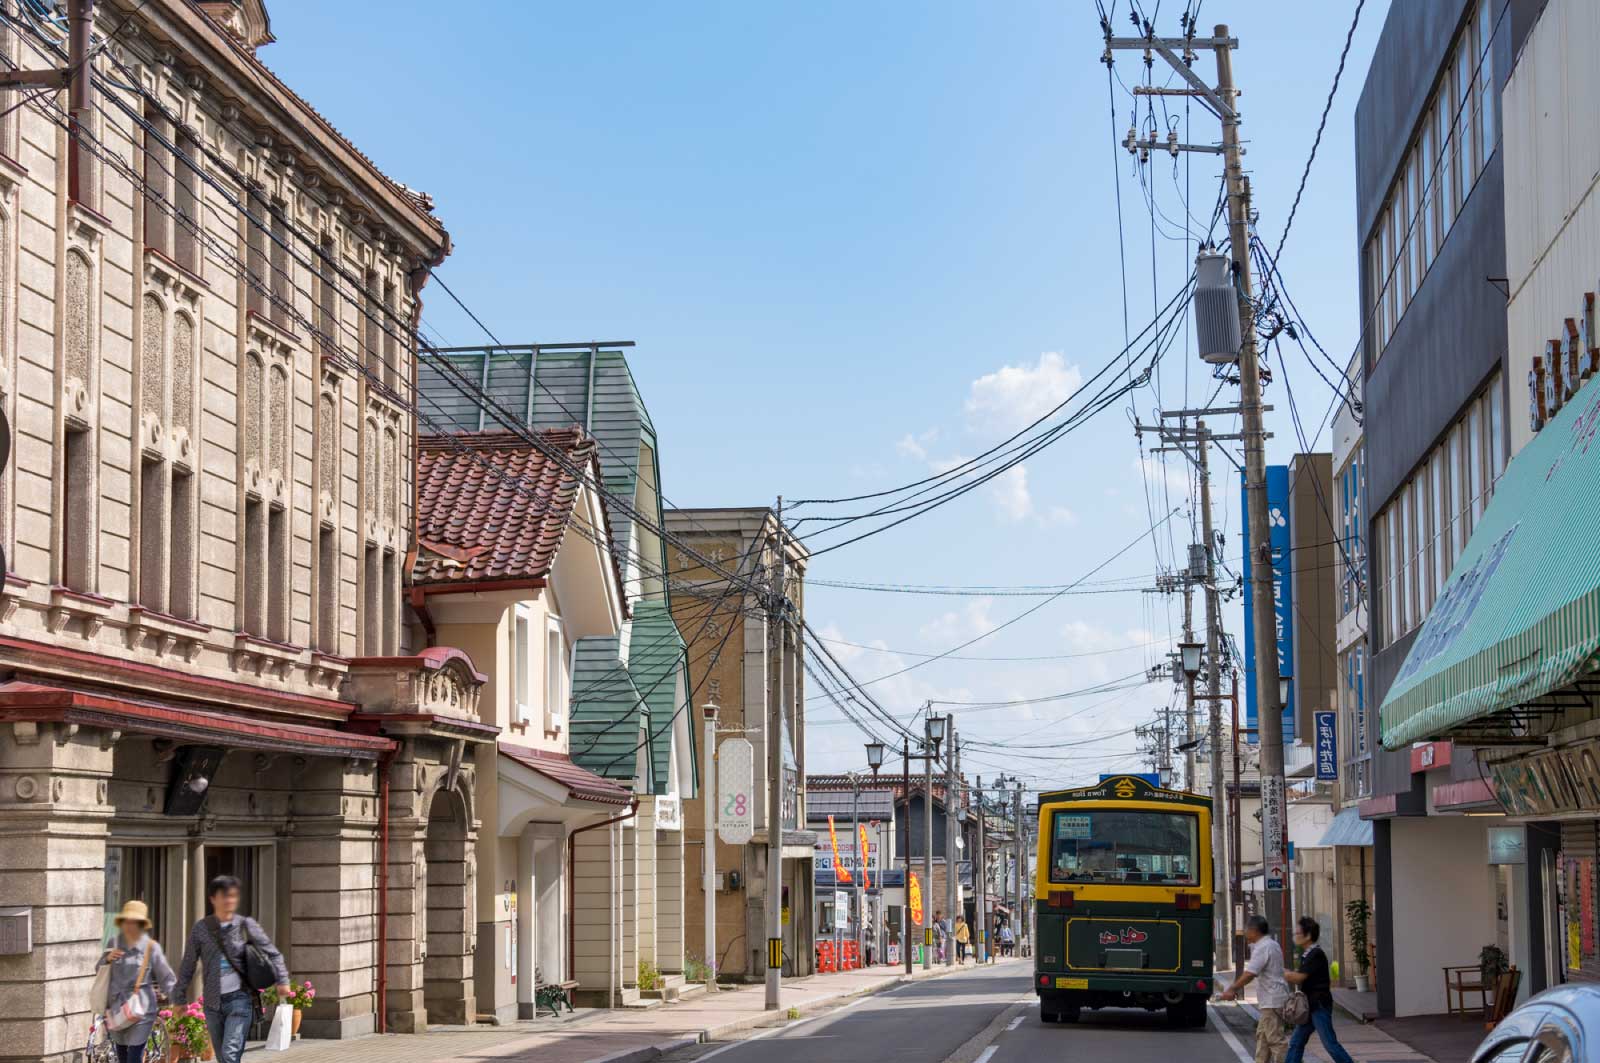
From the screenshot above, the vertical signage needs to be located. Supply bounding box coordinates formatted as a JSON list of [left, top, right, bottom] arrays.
[[1314, 711, 1338, 781], [858, 823, 873, 889], [908, 871, 924, 926], [828, 815, 852, 883], [717, 737, 755, 846], [1242, 465, 1295, 743]]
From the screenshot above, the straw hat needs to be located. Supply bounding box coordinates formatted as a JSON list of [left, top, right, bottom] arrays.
[[113, 900, 151, 928]]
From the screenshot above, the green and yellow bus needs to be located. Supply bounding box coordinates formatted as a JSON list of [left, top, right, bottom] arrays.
[[1033, 774, 1213, 1027]]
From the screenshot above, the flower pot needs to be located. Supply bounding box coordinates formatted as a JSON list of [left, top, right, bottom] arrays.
[[1354, 973, 1370, 993], [292, 1008, 303, 1038]]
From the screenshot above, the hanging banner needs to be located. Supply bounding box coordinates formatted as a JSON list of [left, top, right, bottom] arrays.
[[828, 816, 852, 883], [1242, 464, 1295, 743], [1314, 711, 1338, 780], [858, 823, 873, 889], [908, 871, 924, 927], [717, 738, 755, 846]]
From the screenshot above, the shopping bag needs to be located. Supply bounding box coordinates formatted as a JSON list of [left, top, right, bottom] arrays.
[[263, 1005, 294, 1051], [88, 964, 111, 1015]]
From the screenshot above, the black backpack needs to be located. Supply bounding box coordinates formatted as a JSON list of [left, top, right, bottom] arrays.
[[207, 916, 277, 992]]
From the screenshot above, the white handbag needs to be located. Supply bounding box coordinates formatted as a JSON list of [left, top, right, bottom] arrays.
[[263, 1003, 294, 1051], [104, 945, 151, 1033]]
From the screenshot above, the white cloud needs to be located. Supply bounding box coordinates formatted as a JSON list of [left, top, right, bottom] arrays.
[[1044, 505, 1077, 526], [895, 429, 940, 462], [918, 599, 998, 646], [964, 352, 1083, 435], [991, 465, 1033, 521], [1133, 454, 1191, 501]]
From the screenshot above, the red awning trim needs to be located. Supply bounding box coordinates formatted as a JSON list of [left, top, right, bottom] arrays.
[[0, 634, 354, 720], [1432, 778, 1497, 811], [500, 745, 632, 806], [0, 682, 393, 758]]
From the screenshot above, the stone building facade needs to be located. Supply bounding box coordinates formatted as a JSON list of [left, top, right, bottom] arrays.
[[666, 508, 816, 982], [0, 3, 493, 1059]]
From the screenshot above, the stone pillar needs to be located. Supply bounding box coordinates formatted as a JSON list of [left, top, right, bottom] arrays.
[[655, 828, 685, 974], [533, 832, 564, 989], [286, 757, 380, 1040], [0, 722, 115, 1063], [514, 827, 536, 1019], [382, 754, 428, 1034], [622, 818, 640, 984]]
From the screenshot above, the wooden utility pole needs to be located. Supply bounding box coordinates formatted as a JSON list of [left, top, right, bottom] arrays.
[[1197, 422, 1233, 966]]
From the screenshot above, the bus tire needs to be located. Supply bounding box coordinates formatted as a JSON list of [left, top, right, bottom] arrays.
[[1185, 995, 1209, 1027], [1041, 1011, 1060, 1024], [1060, 1004, 1080, 1023]]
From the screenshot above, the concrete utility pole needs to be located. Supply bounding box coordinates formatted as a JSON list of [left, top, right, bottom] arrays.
[[923, 714, 935, 971], [944, 719, 959, 967], [1196, 423, 1234, 967], [903, 739, 913, 976], [851, 775, 863, 960], [1112, 19, 1283, 959], [976, 776, 986, 963], [702, 700, 719, 991], [764, 500, 786, 1010], [1182, 578, 1197, 791], [1013, 784, 1025, 952]]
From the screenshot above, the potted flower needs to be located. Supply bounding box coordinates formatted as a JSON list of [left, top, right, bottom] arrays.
[[261, 980, 317, 1037], [1346, 899, 1373, 993], [161, 999, 212, 1061], [1480, 944, 1509, 989]]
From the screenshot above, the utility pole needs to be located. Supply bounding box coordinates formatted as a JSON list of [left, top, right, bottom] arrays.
[[1182, 576, 1197, 791], [902, 739, 913, 975], [945, 718, 959, 967], [763, 499, 786, 1010], [1114, 15, 1282, 959], [1013, 783, 1025, 954], [1198, 422, 1234, 967], [702, 699, 719, 992], [976, 776, 987, 964], [851, 775, 863, 962], [923, 713, 935, 971]]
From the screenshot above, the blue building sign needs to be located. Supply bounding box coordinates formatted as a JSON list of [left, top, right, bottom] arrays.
[[1314, 711, 1338, 780], [1099, 773, 1161, 786], [1241, 465, 1295, 743]]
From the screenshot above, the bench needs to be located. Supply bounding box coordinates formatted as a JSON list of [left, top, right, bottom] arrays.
[[534, 967, 579, 1017]]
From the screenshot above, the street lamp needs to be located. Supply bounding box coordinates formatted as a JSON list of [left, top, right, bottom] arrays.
[[1178, 641, 1203, 679], [926, 714, 947, 750], [1278, 674, 1292, 709], [865, 740, 886, 776]]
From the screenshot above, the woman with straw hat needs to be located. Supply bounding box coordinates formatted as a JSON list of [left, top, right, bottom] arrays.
[[97, 900, 177, 1063]]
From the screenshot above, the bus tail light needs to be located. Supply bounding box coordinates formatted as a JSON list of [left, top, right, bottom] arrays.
[[1048, 890, 1075, 908], [1039, 974, 1051, 988], [1175, 892, 1201, 910]]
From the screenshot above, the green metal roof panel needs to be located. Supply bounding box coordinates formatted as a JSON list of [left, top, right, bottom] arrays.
[[1380, 383, 1600, 748], [567, 635, 652, 786], [626, 599, 689, 795]]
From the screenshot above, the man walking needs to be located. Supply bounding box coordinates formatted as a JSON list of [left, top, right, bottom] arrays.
[[1221, 915, 1289, 1063], [174, 875, 291, 1063]]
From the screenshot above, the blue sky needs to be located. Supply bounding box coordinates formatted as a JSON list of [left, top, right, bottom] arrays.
[[266, 1, 1386, 786]]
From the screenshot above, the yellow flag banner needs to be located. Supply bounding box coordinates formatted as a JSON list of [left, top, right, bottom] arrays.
[[828, 815, 851, 883], [909, 871, 924, 926], [858, 823, 872, 889]]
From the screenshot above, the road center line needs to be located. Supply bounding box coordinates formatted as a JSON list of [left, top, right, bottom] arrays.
[[1208, 1004, 1254, 1063], [1004, 1016, 1024, 1031]]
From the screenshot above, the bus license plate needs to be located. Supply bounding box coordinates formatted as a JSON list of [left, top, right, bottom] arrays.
[[1054, 978, 1088, 989]]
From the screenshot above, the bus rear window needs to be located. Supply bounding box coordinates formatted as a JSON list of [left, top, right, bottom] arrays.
[[1050, 809, 1198, 885]]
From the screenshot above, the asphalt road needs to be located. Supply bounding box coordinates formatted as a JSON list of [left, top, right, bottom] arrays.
[[665, 963, 1254, 1063]]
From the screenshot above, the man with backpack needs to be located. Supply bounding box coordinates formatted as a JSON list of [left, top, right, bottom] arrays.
[[173, 875, 291, 1063]]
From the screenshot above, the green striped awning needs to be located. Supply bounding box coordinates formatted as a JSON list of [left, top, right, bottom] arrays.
[[1381, 385, 1600, 749]]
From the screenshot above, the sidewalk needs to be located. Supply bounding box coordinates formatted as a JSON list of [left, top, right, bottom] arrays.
[[1213, 972, 1441, 1063], [258, 959, 1012, 1063]]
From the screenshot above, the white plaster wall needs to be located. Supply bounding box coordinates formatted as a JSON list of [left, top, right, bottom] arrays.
[[1388, 816, 1494, 1016]]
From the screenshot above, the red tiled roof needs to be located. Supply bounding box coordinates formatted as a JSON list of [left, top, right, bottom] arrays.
[[500, 745, 634, 807], [414, 428, 611, 589]]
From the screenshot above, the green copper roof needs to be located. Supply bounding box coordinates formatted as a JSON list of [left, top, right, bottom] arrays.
[[416, 347, 658, 564], [1381, 383, 1600, 748], [627, 599, 692, 795], [567, 635, 652, 787]]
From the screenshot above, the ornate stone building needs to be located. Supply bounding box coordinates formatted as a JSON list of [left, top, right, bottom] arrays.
[[0, 3, 493, 1059]]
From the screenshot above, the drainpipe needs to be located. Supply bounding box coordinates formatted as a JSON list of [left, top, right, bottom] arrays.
[[408, 585, 436, 647], [567, 798, 639, 989], [375, 744, 397, 1033]]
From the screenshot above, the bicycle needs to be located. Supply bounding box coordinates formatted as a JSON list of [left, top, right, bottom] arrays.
[[84, 1014, 116, 1063]]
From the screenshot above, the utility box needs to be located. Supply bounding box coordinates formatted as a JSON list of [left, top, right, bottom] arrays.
[[0, 907, 33, 954], [1195, 249, 1243, 364]]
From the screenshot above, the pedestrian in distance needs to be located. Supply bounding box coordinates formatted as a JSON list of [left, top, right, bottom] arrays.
[[954, 916, 971, 964], [999, 921, 1016, 958], [97, 900, 177, 1063], [1285, 917, 1357, 1063], [933, 910, 947, 963], [1220, 914, 1290, 1063], [173, 875, 292, 1063]]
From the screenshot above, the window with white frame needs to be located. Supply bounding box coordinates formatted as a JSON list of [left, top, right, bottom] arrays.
[[545, 619, 566, 733], [513, 605, 532, 726], [1375, 372, 1505, 648]]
